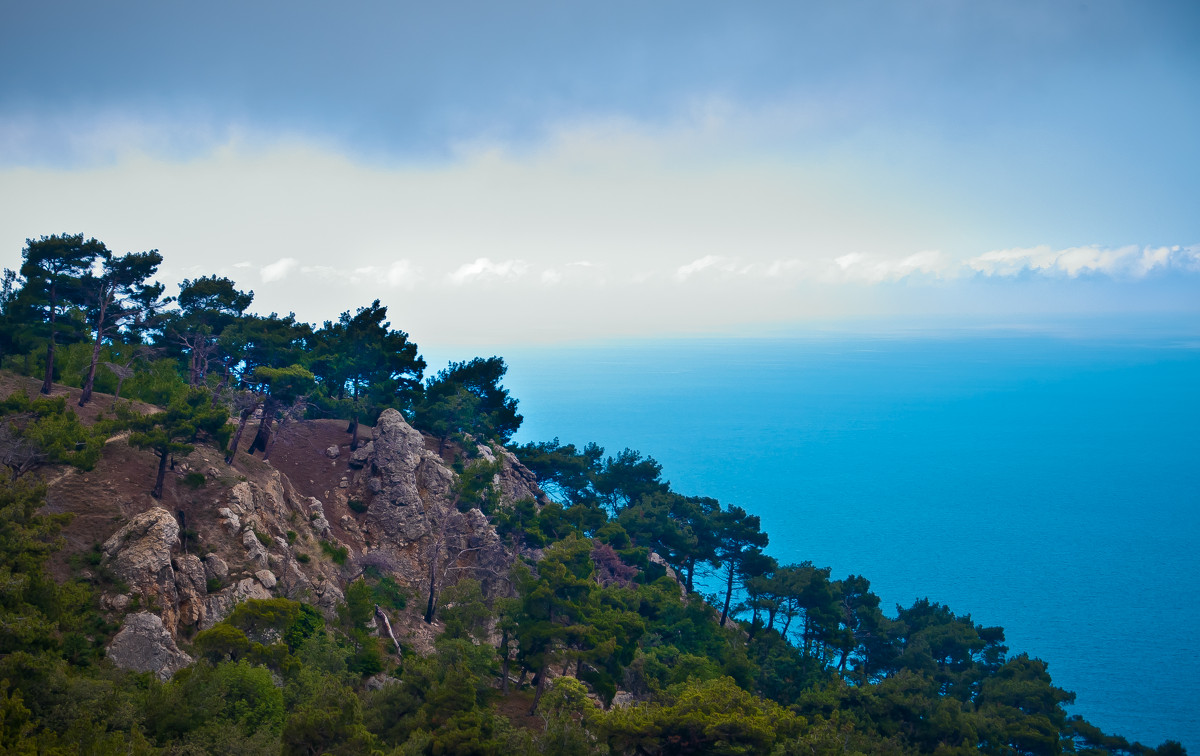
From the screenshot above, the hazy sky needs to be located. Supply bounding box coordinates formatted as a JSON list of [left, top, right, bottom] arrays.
[[2, 1, 1197, 345]]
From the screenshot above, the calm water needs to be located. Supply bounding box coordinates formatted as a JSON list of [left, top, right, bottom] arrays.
[[453, 332, 1199, 749]]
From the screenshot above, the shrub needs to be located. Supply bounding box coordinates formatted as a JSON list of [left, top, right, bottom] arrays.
[[286, 530, 297, 544], [182, 472, 207, 489], [320, 541, 349, 565], [348, 499, 368, 514], [295, 553, 310, 564]]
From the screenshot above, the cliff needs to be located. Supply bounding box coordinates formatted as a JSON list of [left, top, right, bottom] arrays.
[[37, 394, 546, 678]]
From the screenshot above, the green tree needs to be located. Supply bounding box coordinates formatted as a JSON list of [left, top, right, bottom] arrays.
[[77, 249, 165, 406], [161, 275, 254, 387], [0, 392, 105, 480], [976, 654, 1073, 756], [16, 234, 107, 394], [713, 505, 769, 627], [244, 363, 316, 461], [0, 479, 72, 655], [217, 313, 312, 460], [415, 356, 522, 447], [594, 447, 668, 514], [311, 299, 425, 448], [510, 437, 604, 505], [125, 388, 232, 498], [599, 676, 801, 755]]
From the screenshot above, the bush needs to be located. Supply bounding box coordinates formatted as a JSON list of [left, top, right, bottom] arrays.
[[182, 471, 207, 489], [348, 499, 368, 514], [295, 553, 310, 564], [286, 530, 297, 544], [320, 541, 348, 565]]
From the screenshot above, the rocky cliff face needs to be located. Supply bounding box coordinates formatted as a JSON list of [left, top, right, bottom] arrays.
[[79, 409, 545, 678]]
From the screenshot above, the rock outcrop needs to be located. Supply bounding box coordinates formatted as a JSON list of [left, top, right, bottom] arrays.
[[103, 507, 182, 629], [106, 612, 193, 680], [92, 410, 547, 648]]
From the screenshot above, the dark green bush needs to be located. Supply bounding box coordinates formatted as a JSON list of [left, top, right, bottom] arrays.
[[320, 541, 348, 565]]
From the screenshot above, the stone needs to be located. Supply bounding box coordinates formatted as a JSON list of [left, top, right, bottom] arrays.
[[308, 498, 332, 534], [102, 508, 181, 629], [107, 612, 193, 680], [217, 507, 241, 532], [255, 569, 277, 589], [203, 554, 229, 583], [348, 441, 374, 469], [325, 445, 341, 459], [611, 691, 636, 708], [311, 580, 345, 620], [228, 482, 255, 514], [242, 527, 269, 567], [475, 444, 497, 463], [174, 554, 209, 627]]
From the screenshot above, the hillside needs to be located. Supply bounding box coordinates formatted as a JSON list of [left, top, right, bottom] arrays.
[[3, 374, 542, 664], [0, 371, 1185, 756]]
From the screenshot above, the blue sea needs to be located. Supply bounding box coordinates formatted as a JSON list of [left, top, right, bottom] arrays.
[[430, 326, 1200, 748]]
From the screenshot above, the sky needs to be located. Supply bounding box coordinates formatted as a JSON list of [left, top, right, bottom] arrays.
[[1, 1, 1198, 346]]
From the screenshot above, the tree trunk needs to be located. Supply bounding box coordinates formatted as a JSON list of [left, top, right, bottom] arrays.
[[348, 415, 359, 450], [375, 604, 402, 656], [79, 295, 108, 406], [685, 559, 695, 593], [529, 661, 549, 715], [263, 407, 294, 461], [248, 398, 276, 454], [720, 560, 735, 626], [210, 366, 229, 407], [152, 451, 169, 499], [225, 404, 256, 464], [499, 629, 511, 693], [40, 284, 58, 394], [424, 538, 441, 624]]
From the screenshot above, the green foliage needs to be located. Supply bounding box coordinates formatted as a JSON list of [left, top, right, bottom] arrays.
[[251, 363, 316, 407], [309, 299, 425, 420], [369, 573, 408, 612], [347, 498, 368, 513], [510, 437, 604, 505], [182, 471, 206, 489], [321, 540, 349, 565], [438, 579, 490, 642], [122, 387, 232, 497], [281, 683, 377, 756], [233, 598, 322, 644], [414, 355, 522, 445], [453, 458, 502, 514], [145, 660, 285, 745], [118, 357, 188, 405], [1, 391, 106, 478], [600, 676, 802, 755]]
